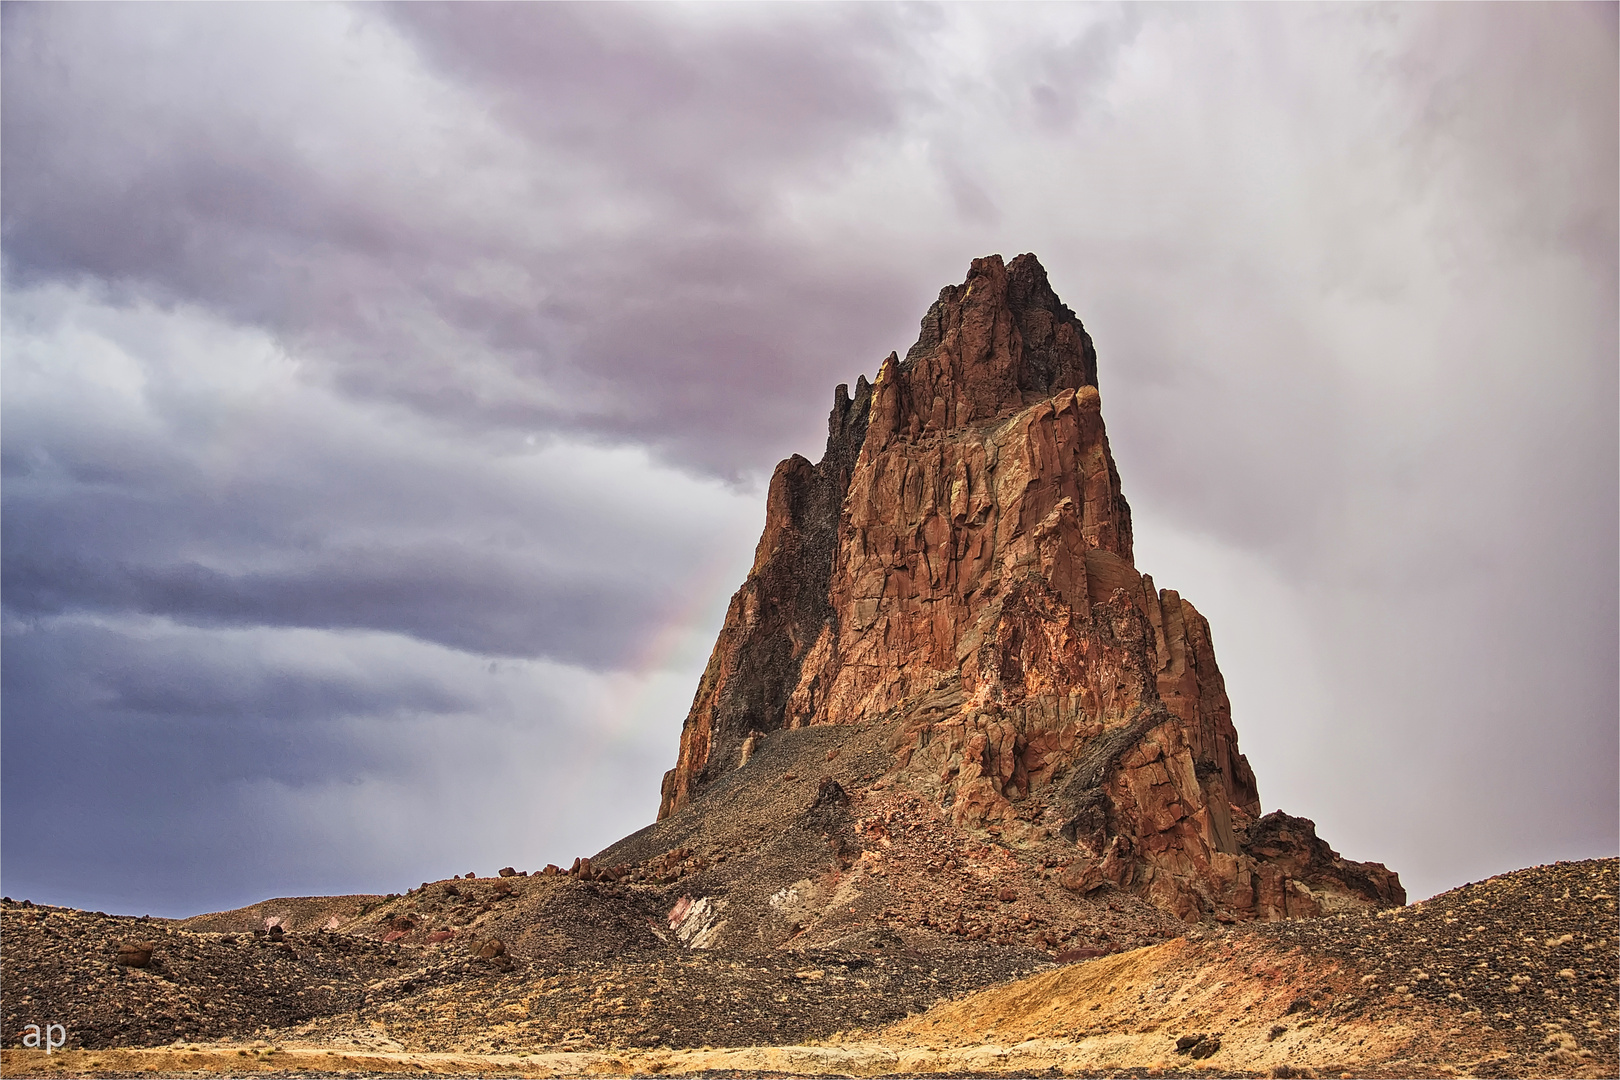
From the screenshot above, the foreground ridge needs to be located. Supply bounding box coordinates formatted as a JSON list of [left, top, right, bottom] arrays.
[[658, 253, 1401, 924], [4, 859, 1611, 1074]]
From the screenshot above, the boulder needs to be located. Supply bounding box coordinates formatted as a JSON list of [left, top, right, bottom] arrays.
[[115, 942, 155, 968]]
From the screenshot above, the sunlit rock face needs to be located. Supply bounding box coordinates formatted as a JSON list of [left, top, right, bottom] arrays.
[[661, 253, 1402, 922]]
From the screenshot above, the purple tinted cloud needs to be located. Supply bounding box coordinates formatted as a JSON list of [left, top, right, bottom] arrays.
[[1, 2, 1613, 916], [2, 1, 925, 475]]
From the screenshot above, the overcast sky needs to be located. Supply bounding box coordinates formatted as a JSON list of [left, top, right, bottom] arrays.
[[3, 2, 1614, 918]]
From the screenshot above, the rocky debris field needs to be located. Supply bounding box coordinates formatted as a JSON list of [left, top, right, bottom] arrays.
[[0, 901, 435, 1049], [1, 859, 1614, 1077], [830, 783, 1187, 955], [341, 874, 666, 961], [296, 939, 1052, 1054], [0, 894, 1046, 1055], [1233, 855, 1619, 1072], [586, 719, 1189, 961], [878, 857, 1618, 1078]]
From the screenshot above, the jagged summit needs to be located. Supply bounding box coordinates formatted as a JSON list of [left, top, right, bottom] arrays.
[[893, 252, 1100, 428], [658, 253, 1400, 924]]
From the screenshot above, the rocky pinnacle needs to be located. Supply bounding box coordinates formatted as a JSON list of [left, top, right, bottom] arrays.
[[659, 254, 1401, 922]]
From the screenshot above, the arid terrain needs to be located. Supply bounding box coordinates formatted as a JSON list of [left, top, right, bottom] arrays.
[[4, 255, 1613, 1078], [3, 859, 1614, 1077]]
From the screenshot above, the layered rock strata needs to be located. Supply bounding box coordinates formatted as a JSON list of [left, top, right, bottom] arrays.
[[661, 254, 1400, 922]]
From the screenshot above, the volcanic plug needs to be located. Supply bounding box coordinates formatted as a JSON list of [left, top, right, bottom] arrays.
[[658, 253, 1401, 922]]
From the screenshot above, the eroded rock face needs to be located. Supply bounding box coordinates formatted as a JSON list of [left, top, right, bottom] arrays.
[[660, 253, 1401, 921]]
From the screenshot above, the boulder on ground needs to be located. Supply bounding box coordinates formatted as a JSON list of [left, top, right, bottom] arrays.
[[116, 942, 155, 967]]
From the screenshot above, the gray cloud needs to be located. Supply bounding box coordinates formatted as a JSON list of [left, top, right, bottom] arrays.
[[2, 2, 1613, 914], [1, 1, 925, 476], [386, 2, 908, 203], [1, 548, 660, 666]]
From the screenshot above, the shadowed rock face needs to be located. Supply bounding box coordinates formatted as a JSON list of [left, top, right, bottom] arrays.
[[660, 253, 1401, 922]]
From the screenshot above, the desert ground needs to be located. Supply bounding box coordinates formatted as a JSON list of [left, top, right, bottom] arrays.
[[4, 858, 1613, 1078]]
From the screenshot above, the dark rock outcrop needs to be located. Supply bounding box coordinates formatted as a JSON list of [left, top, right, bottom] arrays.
[[660, 253, 1401, 921]]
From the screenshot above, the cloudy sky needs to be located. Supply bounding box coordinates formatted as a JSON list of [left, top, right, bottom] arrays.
[[3, 2, 1614, 918]]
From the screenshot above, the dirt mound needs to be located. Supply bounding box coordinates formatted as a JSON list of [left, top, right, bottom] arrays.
[[0, 902, 413, 1049], [174, 894, 385, 935], [877, 857, 1617, 1077]]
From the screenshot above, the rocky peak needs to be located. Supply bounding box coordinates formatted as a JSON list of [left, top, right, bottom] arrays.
[[872, 253, 1099, 451], [903, 254, 1097, 407], [657, 255, 1401, 924]]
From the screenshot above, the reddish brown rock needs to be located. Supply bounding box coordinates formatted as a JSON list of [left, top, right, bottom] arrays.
[[659, 253, 1401, 922], [115, 942, 155, 968]]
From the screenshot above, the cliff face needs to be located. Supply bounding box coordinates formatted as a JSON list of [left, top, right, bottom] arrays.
[[660, 254, 1401, 922]]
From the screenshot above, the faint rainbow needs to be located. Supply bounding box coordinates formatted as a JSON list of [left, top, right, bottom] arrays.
[[538, 538, 751, 857], [610, 538, 750, 737]]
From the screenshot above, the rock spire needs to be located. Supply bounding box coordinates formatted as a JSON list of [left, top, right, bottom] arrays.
[[659, 254, 1400, 922]]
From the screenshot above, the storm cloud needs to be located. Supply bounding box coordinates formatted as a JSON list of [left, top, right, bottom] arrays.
[[3, 2, 1614, 915]]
